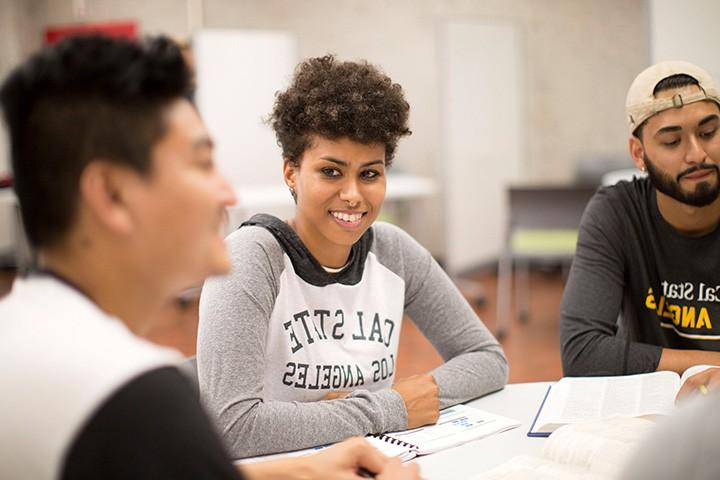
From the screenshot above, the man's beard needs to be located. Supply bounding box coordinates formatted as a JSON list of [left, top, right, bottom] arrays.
[[644, 153, 720, 207]]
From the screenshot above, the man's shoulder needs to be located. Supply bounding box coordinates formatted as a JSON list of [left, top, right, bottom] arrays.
[[0, 276, 181, 479], [587, 176, 652, 220], [597, 176, 651, 204], [0, 276, 180, 386], [0, 275, 179, 359]]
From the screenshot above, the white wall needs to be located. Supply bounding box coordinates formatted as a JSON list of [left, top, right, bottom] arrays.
[[650, 0, 720, 81], [441, 22, 523, 271], [193, 30, 296, 189]]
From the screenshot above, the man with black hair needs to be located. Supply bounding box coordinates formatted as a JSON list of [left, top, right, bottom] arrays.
[[560, 61, 720, 391], [0, 35, 418, 480]]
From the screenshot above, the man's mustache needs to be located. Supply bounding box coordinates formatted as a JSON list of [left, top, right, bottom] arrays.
[[676, 163, 719, 181]]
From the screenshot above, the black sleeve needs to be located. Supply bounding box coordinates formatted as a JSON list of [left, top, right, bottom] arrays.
[[61, 367, 245, 480], [560, 190, 661, 376]]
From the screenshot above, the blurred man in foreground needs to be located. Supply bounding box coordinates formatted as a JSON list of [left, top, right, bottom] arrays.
[[0, 34, 418, 480]]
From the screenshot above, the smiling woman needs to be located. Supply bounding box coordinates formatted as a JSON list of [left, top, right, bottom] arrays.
[[196, 55, 508, 458], [285, 136, 387, 268]]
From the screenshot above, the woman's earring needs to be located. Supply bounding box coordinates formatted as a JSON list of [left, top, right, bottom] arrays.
[[640, 166, 646, 172], [289, 186, 297, 203]]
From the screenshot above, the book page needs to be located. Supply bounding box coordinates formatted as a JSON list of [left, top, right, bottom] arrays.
[[484, 417, 655, 479], [542, 417, 655, 478], [533, 371, 678, 432], [473, 455, 610, 480], [384, 404, 520, 455]]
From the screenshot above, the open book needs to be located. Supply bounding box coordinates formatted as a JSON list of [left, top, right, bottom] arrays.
[[476, 417, 655, 480], [528, 365, 713, 437], [236, 404, 519, 464]]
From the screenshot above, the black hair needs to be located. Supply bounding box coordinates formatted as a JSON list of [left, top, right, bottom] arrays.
[[633, 73, 700, 140], [269, 54, 411, 167], [0, 34, 192, 248]]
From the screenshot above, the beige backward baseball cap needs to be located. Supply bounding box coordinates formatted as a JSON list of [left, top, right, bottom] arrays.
[[626, 60, 720, 135]]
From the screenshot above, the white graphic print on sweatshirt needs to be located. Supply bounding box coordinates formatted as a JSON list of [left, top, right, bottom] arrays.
[[264, 251, 404, 401]]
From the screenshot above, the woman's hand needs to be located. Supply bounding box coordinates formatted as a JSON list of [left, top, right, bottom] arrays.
[[393, 374, 440, 429]]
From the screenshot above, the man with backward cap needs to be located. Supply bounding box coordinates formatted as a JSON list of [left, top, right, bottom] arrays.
[[561, 60, 720, 397]]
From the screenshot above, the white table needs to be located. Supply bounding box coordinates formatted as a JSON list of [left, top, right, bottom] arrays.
[[415, 382, 552, 480]]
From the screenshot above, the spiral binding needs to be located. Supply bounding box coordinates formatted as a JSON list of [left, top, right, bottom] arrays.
[[369, 433, 418, 451]]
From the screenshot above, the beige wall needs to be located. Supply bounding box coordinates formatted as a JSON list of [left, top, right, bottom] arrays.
[[0, 0, 649, 258], [0, 0, 37, 175], [39, 0, 196, 38], [204, 0, 647, 179], [202, 0, 649, 256]]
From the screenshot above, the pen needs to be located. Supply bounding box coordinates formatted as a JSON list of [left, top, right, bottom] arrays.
[[358, 467, 377, 478]]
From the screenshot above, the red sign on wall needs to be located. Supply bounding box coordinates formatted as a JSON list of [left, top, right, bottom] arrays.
[[44, 20, 138, 45]]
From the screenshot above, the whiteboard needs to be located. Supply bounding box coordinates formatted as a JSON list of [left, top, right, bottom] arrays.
[[193, 30, 298, 189]]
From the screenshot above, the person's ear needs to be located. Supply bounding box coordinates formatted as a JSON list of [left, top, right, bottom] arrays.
[[78, 161, 136, 235], [283, 158, 298, 189], [283, 159, 300, 203], [628, 136, 646, 171]]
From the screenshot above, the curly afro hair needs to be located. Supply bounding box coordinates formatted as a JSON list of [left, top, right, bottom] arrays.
[[269, 54, 411, 167]]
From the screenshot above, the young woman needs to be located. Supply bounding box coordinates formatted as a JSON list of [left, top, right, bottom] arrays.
[[197, 55, 508, 458]]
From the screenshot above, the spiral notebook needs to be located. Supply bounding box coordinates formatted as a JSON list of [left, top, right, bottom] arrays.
[[368, 404, 520, 459], [365, 435, 418, 461], [236, 404, 519, 465]]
